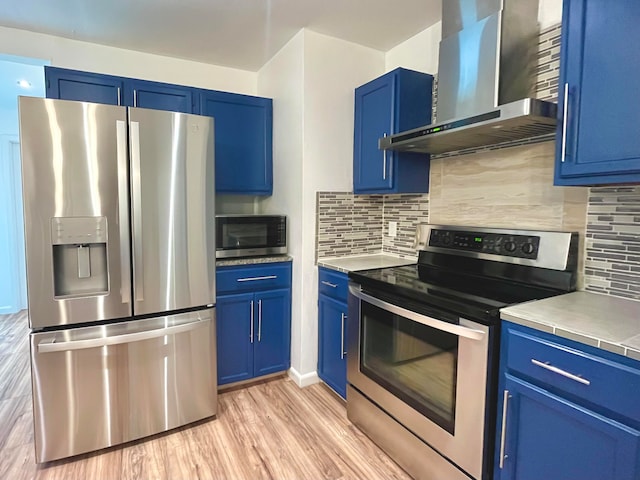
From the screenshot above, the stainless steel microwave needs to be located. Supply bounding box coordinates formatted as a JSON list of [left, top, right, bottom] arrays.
[[215, 215, 287, 259]]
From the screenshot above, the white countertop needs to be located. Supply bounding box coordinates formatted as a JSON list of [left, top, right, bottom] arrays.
[[501, 291, 640, 361], [317, 253, 416, 273]]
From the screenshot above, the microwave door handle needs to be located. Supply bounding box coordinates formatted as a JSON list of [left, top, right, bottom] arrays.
[[348, 285, 485, 341]]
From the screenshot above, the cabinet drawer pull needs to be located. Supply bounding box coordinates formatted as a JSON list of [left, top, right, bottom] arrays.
[[258, 299, 262, 342], [250, 300, 254, 344], [340, 313, 346, 359], [237, 275, 277, 282], [321, 280, 338, 288], [499, 389, 511, 469], [382, 132, 388, 180], [531, 358, 591, 385], [561, 82, 569, 163]]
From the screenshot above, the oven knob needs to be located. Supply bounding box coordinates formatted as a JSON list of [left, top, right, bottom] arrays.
[[441, 232, 452, 245], [504, 241, 517, 253], [522, 243, 535, 255]]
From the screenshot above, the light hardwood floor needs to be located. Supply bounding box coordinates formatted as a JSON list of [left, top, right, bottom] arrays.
[[0, 311, 411, 480]]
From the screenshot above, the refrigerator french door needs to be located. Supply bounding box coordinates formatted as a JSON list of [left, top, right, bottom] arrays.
[[18, 97, 217, 463]]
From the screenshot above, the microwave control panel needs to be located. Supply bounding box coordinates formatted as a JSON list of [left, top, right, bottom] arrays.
[[428, 229, 540, 259]]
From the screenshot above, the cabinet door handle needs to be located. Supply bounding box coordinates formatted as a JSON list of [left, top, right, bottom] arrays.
[[258, 299, 262, 342], [237, 275, 277, 282], [134, 89, 138, 107], [383, 132, 388, 180], [531, 358, 590, 385], [340, 313, 347, 359], [321, 280, 338, 288], [117, 87, 121, 106], [561, 82, 569, 163], [499, 389, 511, 469], [250, 300, 254, 344]]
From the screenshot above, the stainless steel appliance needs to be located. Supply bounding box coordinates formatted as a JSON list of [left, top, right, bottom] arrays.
[[379, 0, 557, 155], [215, 214, 286, 258], [18, 96, 217, 463], [347, 225, 578, 480]]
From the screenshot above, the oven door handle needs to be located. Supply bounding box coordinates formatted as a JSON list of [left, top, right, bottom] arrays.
[[349, 286, 486, 341]]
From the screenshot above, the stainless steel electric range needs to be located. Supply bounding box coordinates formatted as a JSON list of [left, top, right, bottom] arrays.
[[347, 224, 579, 480]]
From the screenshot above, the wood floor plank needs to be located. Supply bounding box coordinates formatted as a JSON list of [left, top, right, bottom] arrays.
[[0, 311, 413, 480]]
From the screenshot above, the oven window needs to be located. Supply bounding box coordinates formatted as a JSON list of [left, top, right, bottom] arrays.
[[221, 223, 268, 249], [360, 302, 458, 434]]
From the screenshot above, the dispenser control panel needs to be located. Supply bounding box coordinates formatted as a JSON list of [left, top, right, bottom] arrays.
[[51, 217, 108, 245]]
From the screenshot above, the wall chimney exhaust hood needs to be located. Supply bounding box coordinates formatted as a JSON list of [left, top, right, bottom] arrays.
[[380, 0, 557, 155]]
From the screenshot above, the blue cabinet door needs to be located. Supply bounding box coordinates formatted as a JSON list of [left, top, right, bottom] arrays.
[[317, 294, 347, 399], [200, 91, 273, 195], [555, 0, 640, 185], [126, 80, 196, 114], [45, 66, 125, 105], [354, 74, 394, 192], [499, 375, 640, 480], [353, 68, 433, 194], [253, 288, 291, 377], [216, 293, 254, 385]]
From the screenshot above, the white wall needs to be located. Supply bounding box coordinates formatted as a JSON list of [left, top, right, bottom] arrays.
[[539, 0, 563, 29], [0, 26, 257, 94], [385, 21, 441, 74], [298, 31, 383, 378], [257, 30, 306, 381], [257, 29, 383, 384]]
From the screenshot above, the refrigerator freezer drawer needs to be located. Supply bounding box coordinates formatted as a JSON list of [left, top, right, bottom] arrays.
[[30, 309, 217, 463]]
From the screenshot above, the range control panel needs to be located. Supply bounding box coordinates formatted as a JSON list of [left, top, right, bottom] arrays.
[[428, 228, 540, 259]]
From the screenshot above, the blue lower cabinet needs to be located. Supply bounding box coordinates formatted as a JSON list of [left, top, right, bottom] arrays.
[[317, 267, 348, 398], [216, 293, 254, 385], [500, 375, 640, 480], [253, 289, 291, 377], [317, 294, 347, 398], [495, 321, 640, 479], [216, 262, 291, 386]]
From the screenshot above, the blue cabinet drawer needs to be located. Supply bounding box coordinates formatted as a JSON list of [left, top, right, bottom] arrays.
[[318, 268, 348, 302], [217, 262, 291, 294], [504, 326, 640, 423]]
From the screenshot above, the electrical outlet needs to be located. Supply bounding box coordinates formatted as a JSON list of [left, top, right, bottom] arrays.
[[388, 221, 397, 237]]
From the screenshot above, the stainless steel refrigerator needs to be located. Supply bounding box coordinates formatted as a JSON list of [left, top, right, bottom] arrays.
[[18, 96, 217, 463]]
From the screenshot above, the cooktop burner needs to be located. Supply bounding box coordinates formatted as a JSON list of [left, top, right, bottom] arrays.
[[349, 225, 579, 325]]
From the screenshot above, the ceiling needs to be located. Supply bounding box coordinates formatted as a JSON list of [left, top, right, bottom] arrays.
[[0, 0, 442, 72]]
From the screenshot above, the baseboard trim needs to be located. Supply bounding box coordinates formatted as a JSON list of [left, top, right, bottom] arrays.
[[288, 368, 320, 388]]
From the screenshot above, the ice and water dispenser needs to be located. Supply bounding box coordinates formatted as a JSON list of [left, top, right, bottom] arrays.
[[51, 217, 109, 297]]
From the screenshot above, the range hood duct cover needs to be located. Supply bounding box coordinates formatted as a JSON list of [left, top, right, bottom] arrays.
[[380, 0, 557, 155]]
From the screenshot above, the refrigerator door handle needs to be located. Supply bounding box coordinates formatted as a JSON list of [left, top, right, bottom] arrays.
[[37, 318, 208, 353], [116, 120, 131, 304], [130, 120, 144, 302]]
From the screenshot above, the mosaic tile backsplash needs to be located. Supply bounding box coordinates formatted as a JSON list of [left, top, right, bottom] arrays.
[[316, 192, 428, 260], [584, 187, 640, 300]]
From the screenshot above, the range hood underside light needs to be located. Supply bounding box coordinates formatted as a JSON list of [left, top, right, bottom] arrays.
[[379, 98, 558, 155]]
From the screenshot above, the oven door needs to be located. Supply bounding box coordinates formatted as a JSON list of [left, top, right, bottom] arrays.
[[347, 283, 490, 480]]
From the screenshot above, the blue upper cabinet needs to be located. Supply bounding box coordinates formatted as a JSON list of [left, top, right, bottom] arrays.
[[555, 0, 640, 185], [353, 68, 433, 194], [45, 66, 125, 106], [45, 67, 196, 113], [200, 90, 273, 195], [125, 79, 197, 114]]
